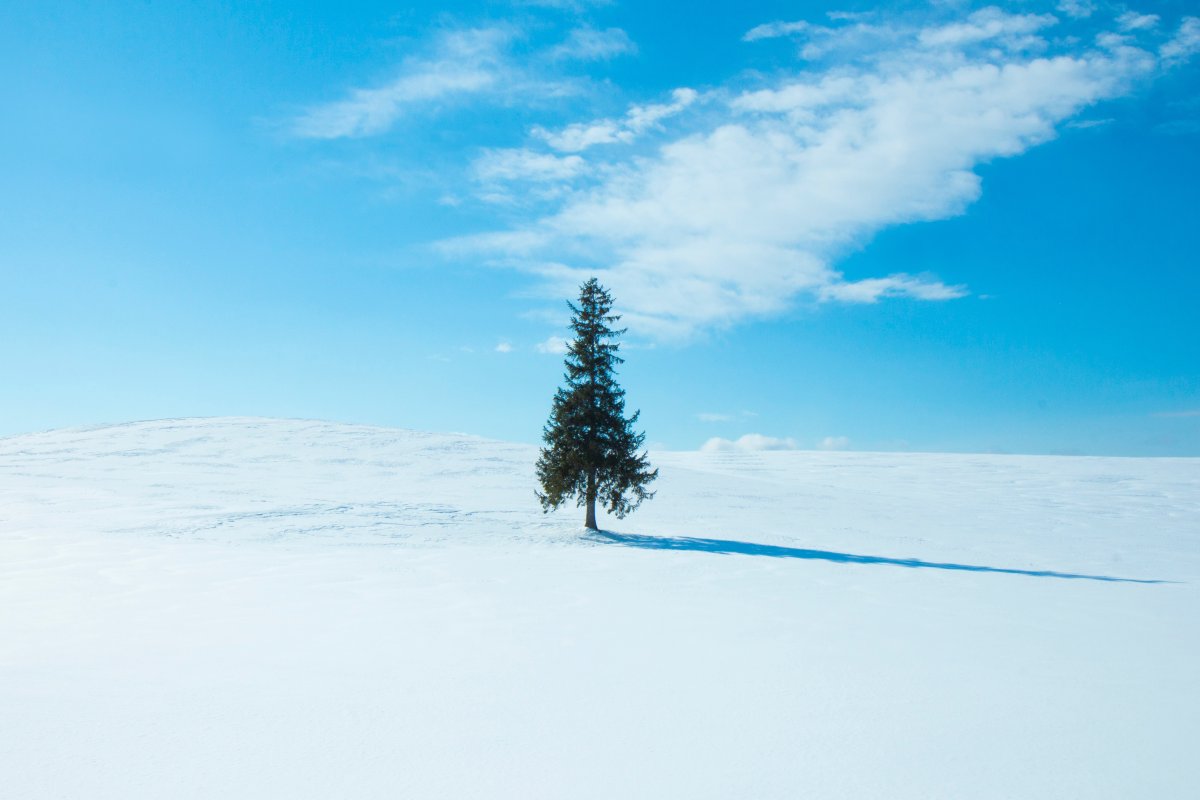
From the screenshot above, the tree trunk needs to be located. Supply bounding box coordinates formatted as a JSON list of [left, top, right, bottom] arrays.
[[585, 470, 598, 529]]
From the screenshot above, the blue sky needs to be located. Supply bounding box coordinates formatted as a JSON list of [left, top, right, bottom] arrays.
[[2, 0, 1198, 455]]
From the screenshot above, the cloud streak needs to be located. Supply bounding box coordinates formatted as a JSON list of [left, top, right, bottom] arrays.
[[292, 24, 637, 140], [818, 274, 969, 304], [292, 28, 511, 139], [742, 21, 812, 43], [533, 88, 701, 152], [549, 26, 636, 61]]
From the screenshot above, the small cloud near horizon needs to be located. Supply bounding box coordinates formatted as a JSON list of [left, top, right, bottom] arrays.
[[701, 433, 798, 452]]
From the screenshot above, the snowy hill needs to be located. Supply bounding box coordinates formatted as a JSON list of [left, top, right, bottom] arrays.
[[2, 418, 1197, 798]]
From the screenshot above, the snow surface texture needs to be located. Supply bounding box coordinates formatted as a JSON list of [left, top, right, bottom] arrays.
[[2, 418, 1197, 798]]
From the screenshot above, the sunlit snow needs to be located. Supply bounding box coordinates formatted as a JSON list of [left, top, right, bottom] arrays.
[[3, 418, 1196, 798]]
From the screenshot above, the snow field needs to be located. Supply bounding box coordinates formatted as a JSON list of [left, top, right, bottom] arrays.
[[2, 418, 1197, 798]]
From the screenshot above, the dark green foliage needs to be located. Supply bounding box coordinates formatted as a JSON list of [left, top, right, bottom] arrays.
[[536, 278, 658, 529]]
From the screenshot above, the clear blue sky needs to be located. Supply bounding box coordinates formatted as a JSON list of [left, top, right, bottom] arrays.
[[2, 0, 1197, 455]]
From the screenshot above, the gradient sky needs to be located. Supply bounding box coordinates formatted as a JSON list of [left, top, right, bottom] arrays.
[[2, 0, 1198, 455]]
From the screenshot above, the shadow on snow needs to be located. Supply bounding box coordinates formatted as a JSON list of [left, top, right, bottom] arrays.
[[588, 530, 1169, 584]]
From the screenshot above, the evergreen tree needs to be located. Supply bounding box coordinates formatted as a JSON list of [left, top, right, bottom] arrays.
[[536, 278, 658, 530]]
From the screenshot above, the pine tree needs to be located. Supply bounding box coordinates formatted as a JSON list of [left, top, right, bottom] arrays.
[[536, 278, 658, 530]]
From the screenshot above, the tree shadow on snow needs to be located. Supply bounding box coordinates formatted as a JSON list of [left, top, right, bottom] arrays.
[[588, 530, 1169, 584]]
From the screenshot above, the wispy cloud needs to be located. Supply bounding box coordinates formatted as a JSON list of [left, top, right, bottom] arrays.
[[818, 274, 968, 304], [1161, 17, 1200, 66], [917, 7, 1056, 50], [742, 21, 811, 43], [817, 435, 850, 450], [445, 7, 1196, 339], [472, 148, 588, 203], [550, 26, 636, 61], [533, 88, 700, 152], [474, 149, 587, 183], [1057, 0, 1095, 20], [536, 335, 570, 354], [291, 23, 636, 140], [1117, 12, 1160, 33], [292, 27, 512, 139], [495, 341, 514, 353]]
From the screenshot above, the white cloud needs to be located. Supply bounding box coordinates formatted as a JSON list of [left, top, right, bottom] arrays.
[[818, 274, 969, 304], [535, 119, 622, 152], [292, 27, 512, 139], [701, 434, 799, 452], [918, 8, 1056, 49], [817, 436, 850, 450], [550, 27, 636, 61], [291, 23, 613, 140], [534, 88, 700, 152], [495, 342, 513, 353], [1056, 0, 1095, 20], [473, 148, 588, 194], [756, 19, 907, 61], [1161, 17, 1200, 66], [1116, 12, 1159, 32], [293, 69, 495, 139], [536, 335, 570, 354], [444, 7, 1192, 340], [743, 21, 810, 42]]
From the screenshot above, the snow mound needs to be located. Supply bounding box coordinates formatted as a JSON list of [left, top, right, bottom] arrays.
[[1, 417, 547, 545]]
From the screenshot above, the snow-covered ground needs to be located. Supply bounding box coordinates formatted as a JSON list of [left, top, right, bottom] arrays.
[[2, 417, 1197, 798]]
